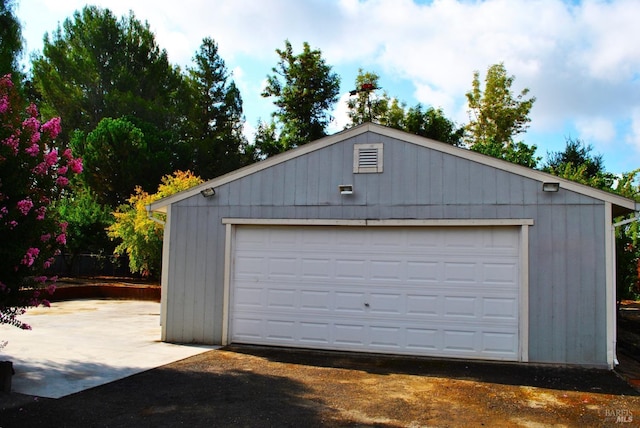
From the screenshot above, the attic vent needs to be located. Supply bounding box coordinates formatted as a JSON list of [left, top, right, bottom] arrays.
[[353, 143, 383, 173]]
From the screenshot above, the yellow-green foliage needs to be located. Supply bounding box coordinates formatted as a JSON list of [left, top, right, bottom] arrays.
[[107, 171, 203, 278]]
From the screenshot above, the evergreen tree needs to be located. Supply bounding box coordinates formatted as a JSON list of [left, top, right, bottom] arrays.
[[185, 38, 248, 179], [262, 40, 340, 152]]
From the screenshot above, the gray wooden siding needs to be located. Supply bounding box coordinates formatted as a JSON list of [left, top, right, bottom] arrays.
[[164, 131, 608, 366]]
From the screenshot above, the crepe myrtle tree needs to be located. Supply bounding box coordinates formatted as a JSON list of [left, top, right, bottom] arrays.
[[0, 74, 82, 330]]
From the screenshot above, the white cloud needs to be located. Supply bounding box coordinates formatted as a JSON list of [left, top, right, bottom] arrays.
[[575, 116, 616, 146], [626, 108, 640, 152]]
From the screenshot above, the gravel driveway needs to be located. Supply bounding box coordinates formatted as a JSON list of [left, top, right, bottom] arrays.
[[1, 345, 639, 427]]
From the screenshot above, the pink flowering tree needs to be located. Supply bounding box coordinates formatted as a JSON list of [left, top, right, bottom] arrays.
[[0, 74, 82, 329]]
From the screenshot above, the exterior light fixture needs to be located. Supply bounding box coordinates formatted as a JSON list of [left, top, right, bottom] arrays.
[[542, 182, 560, 192], [339, 184, 353, 195], [200, 187, 216, 197]]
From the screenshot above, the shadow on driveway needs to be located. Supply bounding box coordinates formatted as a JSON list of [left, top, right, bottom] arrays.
[[2, 346, 640, 427], [1, 359, 333, 427], [226, 344, 639, 396]]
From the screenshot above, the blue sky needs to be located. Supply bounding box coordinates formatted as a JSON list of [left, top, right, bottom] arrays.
[[15, 0, 640, 173]]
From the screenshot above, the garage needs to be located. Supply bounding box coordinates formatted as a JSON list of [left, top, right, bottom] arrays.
[[230, 224, 523, 361], [149, 123, 637, 368]]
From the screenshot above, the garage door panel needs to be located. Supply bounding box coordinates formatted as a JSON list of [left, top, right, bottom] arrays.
[[300, 290, 331, 310], [482, 262, 518, 283], [334, 323, 366, 346], [443, 296, 477, 318], [231, 226, 521, 361], [482, 332, 518, 355], [233, 286, 264, 308], [407, 261, 439, 282], [406, 328, 439, 350], [335, 292, 366, 313], [299, 322, 330, 344], [266, 289, 295, 309], [483, 297, 518, 320], [369, 293, 403, 314], [301, 258, 331, 279], [335, 259, 367, 280]]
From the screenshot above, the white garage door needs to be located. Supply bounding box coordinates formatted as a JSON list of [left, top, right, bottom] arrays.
[[230, 225, 521, 361]]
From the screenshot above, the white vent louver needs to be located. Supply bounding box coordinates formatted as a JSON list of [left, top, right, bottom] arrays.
[[358, 148, 378, 168], [353, 143, 383, 173]]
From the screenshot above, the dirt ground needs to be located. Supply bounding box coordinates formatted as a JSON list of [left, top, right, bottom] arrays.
[[1, 288, 640, 427], [1, 344, 639, 427]]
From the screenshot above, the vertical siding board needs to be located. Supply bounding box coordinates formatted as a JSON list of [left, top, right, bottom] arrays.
[[375, 141, 393, 206], [509, 174, 524, 204], [212, 223, 226, 343], [429, 151, 444, 205], [442, 155, 457, 205], [329, 143, 346, 206], [181, 205, 200, 342], [495, 171, 512, 204], [170, 206, 189, 341], [190, 207, 208, 342], [482, 166, 498, 205], [593, 206, 608, 363], [294, 156, 309, 205], [468, 163, 484, 205], [415, 147, 430, 206], [258, 166, 273, 206], [227, 180, 241, 207], [408, 143, 426, 206], [283, 160, 296, 206], [454, 157, 471, 204], [387, 141, 400, 206], [271, 164, 285, 206], [578, 205, 605, 363], [550, 204, 568, 363], [203, 209, 219, 344], [306, 152, 320, 205], [565, 204, 582, 363], [216, 184, 230, 206], [523, 180, 538, 205], [239, 176, 252, 207], [528, 205, 546, 362], [165, 207, 180, 341]]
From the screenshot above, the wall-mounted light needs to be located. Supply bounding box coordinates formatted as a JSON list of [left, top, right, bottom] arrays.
[[200, 187, 216, 197], [542, 182, 560, 192], [339, 184, 353, 195]]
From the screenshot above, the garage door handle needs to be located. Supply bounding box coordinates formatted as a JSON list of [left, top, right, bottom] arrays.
[[364, 303, 370, 307]]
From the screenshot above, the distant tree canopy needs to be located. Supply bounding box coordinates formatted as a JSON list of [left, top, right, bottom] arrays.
[[346, 69, 388, 126], [32, 6, 250, 204], [31, 6, 185, 145], [465, 63, 538, 167], [260, 40, 340, 155], [345, 69, 465, 146], [70, 117, 151, 207], [543, 137, 613, 188], [465, 63, 536, 148], [184, 37, 248, 179], [0, 0, 22, 76]]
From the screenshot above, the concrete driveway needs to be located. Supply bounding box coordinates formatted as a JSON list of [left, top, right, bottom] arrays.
[[0, 299, 214, 398]]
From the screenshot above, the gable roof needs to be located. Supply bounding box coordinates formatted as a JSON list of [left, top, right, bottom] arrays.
[[148, 123, 638, 215]]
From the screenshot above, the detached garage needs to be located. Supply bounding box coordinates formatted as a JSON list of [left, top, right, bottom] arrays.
[[148, 123, 637, 368]]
